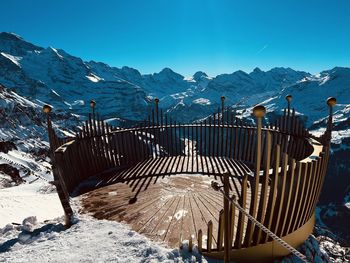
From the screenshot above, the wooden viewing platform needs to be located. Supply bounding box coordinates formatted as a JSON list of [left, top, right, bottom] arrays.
[[45, 96, 336, 262]]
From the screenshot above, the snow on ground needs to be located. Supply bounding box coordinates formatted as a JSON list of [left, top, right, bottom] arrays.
[[0, 173, 333, 263], [0, 181, 63, 226], [0, 174, 214, 263], [0, 213, 214, 263]]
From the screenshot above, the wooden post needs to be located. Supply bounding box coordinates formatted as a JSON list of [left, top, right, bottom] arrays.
[[198, 229, 203, 253], [221, 96, 225, 157], [223, 172, 231, 263], [217, 209, 224, 251], [207, 220, 213, 252]]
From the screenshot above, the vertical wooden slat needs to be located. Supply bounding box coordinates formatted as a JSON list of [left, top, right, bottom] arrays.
[[225, 118, 229, 157], [89, 114, 101, 171], [217, 209, 224, 251], [306, 157, 322, 221], [286, 161, 302, 234], [106, 124, 116, 167], [174, 121, 178, 156], [273, 152, 288, 236], [196, 124, 199, 172], [234, 126, 240, 160], [230, 201, 236, 247], [204, 120, 207, 156], [292, 162, 308, 232], [246, 116, 263, 246], [235, 174, 247, 248], [191, 125, 194, 172], [280, 158, 296, 236], [299, 161, 315, 227], [209, 117, 212, 157], [229, 114, 234, 158], [217, 108, 221, 157], [255, 131, 271, 244], [212, 113, 216, 157], [198, 230, 203, 253], [95, 114, 103, 168], [264, 144, 280, 242], [207, 220, 213, 252]]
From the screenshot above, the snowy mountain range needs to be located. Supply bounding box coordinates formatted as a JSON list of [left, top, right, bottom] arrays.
[[0, 32, 349, 260]]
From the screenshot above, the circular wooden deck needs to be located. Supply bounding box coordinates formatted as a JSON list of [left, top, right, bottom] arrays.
[[81, 157, 252, 248]]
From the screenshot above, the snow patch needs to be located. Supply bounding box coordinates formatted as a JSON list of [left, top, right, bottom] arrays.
[[0, 52, 22, 67], [86, 73, 103, 83], [192, 98, 211, 105], [174, 209, 188, 220], [0, 181, 63, 226]]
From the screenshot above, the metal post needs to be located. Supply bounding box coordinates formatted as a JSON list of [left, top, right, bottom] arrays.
[[253, 105, 266, 172], [325, 97, 336, 143], [221, 96, 225, 119], [223, 172, 231, 263], [42, 104, 73, 227], [90, 99, 96, 119], [286, 94, 292, 113], [155, 98, 159, 125], [43, 104, 53, 153]]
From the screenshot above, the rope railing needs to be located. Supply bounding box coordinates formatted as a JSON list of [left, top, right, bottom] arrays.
[[211, 178, 309, 263]]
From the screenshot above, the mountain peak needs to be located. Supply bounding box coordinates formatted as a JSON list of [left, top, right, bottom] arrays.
[[154, 67, 184, 79], [0, 32, 23, 41], [159, 67, 176, 74], [193, 71, 208, 82], [0, 32, 43, 56], [252, 67, 263, 73]]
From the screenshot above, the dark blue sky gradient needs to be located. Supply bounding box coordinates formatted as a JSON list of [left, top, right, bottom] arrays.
[[1, 0, 349, 76]]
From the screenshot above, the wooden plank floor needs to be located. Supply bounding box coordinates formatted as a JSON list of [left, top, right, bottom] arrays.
[[81, 174, 251, 248], [80, 157, 256, 248]]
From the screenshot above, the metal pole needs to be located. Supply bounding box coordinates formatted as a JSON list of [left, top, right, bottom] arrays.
[[221, 96, 225, 123], [90, 100, 96, 120], [155, 98, 159, 125], [326, 97, 336, 143], [286, 95, 292, 114]]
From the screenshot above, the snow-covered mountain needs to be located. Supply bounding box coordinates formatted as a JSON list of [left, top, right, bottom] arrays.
[[0, 32, 349, 260]]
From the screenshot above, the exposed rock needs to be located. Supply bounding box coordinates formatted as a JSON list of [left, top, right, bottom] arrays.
[[0, 163, 23, 186], [0, 140, 17, 153]]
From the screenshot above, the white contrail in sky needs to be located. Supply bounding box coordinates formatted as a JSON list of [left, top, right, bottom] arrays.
[[256, 44, 268, 54]]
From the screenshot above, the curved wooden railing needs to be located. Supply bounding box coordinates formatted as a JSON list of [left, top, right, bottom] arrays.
[[46, 96, 335, 260], [53, 117, 314, 193]]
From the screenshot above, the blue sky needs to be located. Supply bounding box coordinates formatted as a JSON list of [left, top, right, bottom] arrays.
[[1, 0, 350, 76]]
